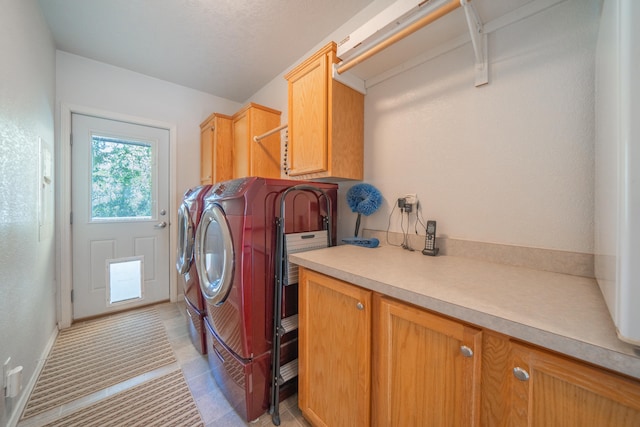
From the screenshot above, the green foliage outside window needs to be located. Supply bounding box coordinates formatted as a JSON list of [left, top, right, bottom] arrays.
[[91, 136, 153, 219]]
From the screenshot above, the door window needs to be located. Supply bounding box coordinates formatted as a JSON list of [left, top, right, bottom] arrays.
[[91, 135, 154, 221], [195, 204, 234, 305], [176, 202, 194, 275]]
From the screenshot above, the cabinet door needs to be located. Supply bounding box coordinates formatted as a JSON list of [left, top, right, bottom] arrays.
[[200, 123, 213, 184], [212, 116, 233, 183], [232, 111, 249, 178], [374, 296, 482, 427], [299, 268, 371, 427], [232, 104, 281, 179], [248, 107, 281, 178], [201, 114, 233, 184], [287, 52, 328, 176], [509, 342, 640, 427]]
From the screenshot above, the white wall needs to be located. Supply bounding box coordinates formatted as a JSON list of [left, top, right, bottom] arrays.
[[251, 0, 601, 254], [56, 52, 242, 199], [363, 0, 600, 253], [0, 0, 56, 424], [54, 53, 242, 326]]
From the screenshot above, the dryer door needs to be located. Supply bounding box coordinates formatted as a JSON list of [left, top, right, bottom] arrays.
[[195, 204, 234, 305], [176, 202, 194, 275]]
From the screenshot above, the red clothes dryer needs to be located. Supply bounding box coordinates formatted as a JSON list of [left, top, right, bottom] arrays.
[[176, 185, 211, 354], [195, 177, 337, 422]]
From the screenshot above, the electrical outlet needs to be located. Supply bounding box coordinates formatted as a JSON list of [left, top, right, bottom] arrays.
[[398, 194, 418, 213], [397, 197, 412, 213], [404, 193, 417, 206]]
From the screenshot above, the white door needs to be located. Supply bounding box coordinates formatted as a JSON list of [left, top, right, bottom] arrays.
[[71, 113, 170, 319]]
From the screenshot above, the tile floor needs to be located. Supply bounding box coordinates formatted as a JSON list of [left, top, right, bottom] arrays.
[[17, 301, 311, 427]]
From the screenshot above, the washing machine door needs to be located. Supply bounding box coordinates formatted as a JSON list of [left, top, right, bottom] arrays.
[[195, 204, 234, 305], [176, 202, 193, 275]]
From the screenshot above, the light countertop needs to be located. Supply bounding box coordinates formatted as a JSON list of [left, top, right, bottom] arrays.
[[289, 244, 640, 379]]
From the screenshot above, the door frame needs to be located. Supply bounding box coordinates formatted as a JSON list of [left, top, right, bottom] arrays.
[[58, 103, 178, 328]]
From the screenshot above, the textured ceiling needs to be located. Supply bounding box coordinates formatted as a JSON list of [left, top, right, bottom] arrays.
[[38, 0, 374, 102]]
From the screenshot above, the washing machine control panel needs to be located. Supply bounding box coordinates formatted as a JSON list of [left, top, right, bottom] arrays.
[[212, 177, 254, 198]]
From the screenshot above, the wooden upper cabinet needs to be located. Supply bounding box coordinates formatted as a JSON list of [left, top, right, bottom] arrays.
[[507, 341, 640, 427], [231, 102, 282, 179], [200, 123, 213, 184], [374, 296, 482, 427], [200, 112, 233, 185], [298, 268, 371, 427], [284, 42, 364, 180]]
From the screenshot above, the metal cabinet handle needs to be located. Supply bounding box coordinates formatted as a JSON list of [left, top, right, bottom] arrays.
[[356, 302, 364, 310], [460, 345, 474, 358], [513, 367, 530, 381], [154, 221, 167, 229]]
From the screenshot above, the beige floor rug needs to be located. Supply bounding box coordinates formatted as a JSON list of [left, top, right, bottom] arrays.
[[22, 306, 177, 419], [42, 370, 203, 427]]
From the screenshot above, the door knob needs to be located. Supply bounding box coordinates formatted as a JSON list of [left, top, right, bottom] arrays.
[[154, 221, 167, 229]]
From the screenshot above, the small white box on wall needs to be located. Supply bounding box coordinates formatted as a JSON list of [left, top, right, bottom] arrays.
[[39, 137, 53, 241]]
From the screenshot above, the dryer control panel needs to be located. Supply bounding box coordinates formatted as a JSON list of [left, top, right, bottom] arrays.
[[212, 177, 255, 198]]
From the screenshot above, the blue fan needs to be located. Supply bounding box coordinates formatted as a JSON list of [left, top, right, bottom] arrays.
[[344, 183, 382, 248]]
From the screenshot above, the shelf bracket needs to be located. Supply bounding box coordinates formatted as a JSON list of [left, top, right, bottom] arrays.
[[461, 0, 488, 87], [332, 0, 488, 91], [332, 64, 367, 95]]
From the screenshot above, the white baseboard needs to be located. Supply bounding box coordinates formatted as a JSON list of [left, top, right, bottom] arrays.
[[6, 326, 58, 427]]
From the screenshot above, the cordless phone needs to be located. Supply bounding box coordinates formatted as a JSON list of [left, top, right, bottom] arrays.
[[422, 220, 439, 256]]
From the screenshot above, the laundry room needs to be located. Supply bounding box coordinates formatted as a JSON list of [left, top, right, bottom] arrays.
[[2, 0, 640, 426]]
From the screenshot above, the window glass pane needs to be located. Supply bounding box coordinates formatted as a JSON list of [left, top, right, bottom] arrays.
[[204, 219, 225, 287], [91, 135, 153, 220]]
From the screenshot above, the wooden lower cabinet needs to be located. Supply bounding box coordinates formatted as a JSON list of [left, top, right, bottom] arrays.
[[299, 268, 481, 427], [299, 269, 640, 427], [374, 296, 482, 427], [480, 331, 513, 426], [482, 330, 640, 427], [508, 341, 640, 427], [299, 268, 371, 427]]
